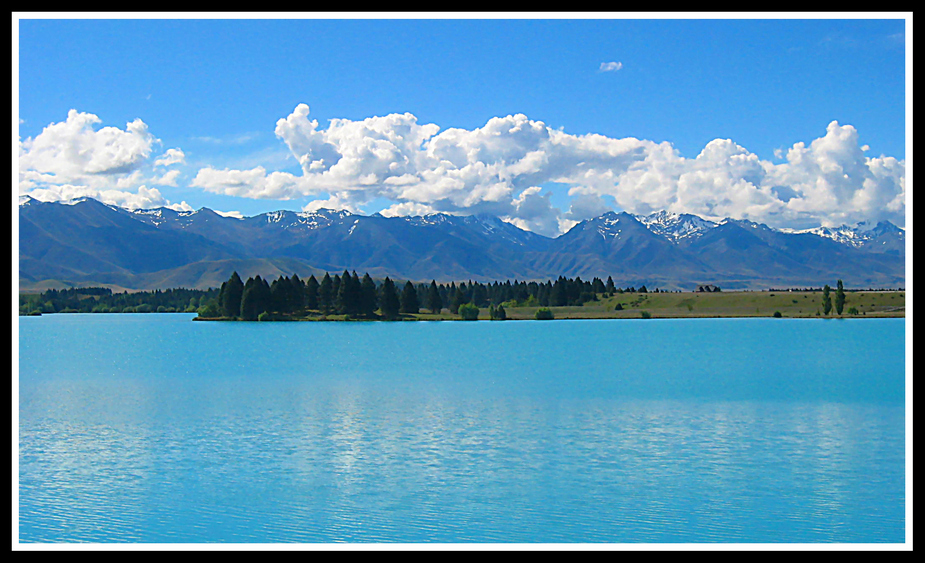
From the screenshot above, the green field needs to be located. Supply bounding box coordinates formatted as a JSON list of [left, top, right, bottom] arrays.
[[403, 290, 905, 321]]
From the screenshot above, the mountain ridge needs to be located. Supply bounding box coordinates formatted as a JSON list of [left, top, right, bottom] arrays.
[[18, 196, 905, 291]]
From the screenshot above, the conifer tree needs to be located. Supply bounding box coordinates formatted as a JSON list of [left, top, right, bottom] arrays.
[[450, 285, 466, 314], [606, 276, 616, 294], [217, 280, 226, 313], [319, 273, 333, 314], [537, 282, 549, 306], [360, 273, 378, 317], [379, 277, 400, 319], [257, 276, 272, 316], [240, 275, 271, 320], [305, 275, 319, 310], [427, 280, 443, 313], [835, 280, 846, 315], [592, 277, 606, 294], [400, 280, 420, 314], [290, 274, 305, 312], [332, 274, 341, 304], [336, 269, 361, 316], [220, 271, 244, 318], [552, 277, 568, 306], [471, 282, 488, 307], [822, 284, 832, 316], [269, 276, 286, 313], [239, 276, 257, 320]]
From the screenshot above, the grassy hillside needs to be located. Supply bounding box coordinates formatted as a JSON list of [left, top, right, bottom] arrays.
[[257, 290, 903, 322], [530, 290, 901, 319], [402, 290, 905, 320]]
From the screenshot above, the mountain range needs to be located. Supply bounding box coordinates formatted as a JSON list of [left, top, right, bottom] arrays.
[[18, 196, 906, 291]]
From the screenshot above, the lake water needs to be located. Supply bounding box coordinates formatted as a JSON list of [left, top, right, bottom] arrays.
[[17, 314, 906, 544]]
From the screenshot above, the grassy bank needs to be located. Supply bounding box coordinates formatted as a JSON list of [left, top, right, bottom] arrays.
[[491, 290, 905, 320], [193, 290, 904, 321]]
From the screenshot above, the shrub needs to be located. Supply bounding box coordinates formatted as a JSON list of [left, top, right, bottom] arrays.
[[458, 303, 480, 320], [847, 307, 859, 315], [489, 304, 507, 320], [773, 311, 782, 318], [534, 307, 554, 320], [614, 303, 623, 311], [639, 310, 652, 319], [196, 299, 222, 318], [258, 311, 271, 322]]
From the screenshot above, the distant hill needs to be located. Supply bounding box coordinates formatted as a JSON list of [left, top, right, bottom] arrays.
[[18, 196, 905, 291]]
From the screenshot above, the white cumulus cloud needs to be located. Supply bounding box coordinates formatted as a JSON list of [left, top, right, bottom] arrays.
[[599, 61, 623, 72], [154, 148, 186, 167], [22, 183, 188, 211], [19, 109, 191, 211], [182, 104, 906, 234]]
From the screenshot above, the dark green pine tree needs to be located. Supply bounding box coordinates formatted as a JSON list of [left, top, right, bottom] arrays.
[[379, 277, 401, 320], [217, 281, 226, 314], [400, 280, 420, 314], [289, 274, 305, 312], [220, 271, 244, 318], [332, 274, 341, 305], [359, 273, 378, 317], [835, 279, 846, 315], [427, 280, 443, 313], [319, 273, 334, 314], [537, 282, 549, 306], [305, 275, 319, 310], [605, 276, 616, 294], [450, 285, 466, 314], [239, 276, 258, 320], [592, 277, 606, 295], [241, 275, 272, 320], [552, 277, 568, 306], [257, 276, 272, 317], [269, 276, 286, 313], [822, 284, 833, 316], [471, 282, 488, 307], [336, 269, 361, 316]]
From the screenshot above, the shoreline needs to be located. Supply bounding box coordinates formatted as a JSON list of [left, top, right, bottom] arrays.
[[23, 289, 905, 321], [194, 289, 906, 322]]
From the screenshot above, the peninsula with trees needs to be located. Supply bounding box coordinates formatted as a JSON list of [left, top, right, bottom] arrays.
[[185, 271, 905, 322]]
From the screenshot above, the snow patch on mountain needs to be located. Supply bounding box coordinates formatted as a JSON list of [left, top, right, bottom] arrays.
[[782, 221, 905, 248], [634, 211, 717, 242]]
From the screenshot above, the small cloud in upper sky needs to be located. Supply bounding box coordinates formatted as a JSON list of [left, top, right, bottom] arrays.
[[599, 61, 623, 72], [886, 31, 905, 47]]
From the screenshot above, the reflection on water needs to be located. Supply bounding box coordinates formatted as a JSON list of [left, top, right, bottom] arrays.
[[19, 315, 905, 543]]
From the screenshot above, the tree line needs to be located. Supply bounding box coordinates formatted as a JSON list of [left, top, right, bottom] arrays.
[[198, 271, 650, 320], [19, 286, 217, 315]]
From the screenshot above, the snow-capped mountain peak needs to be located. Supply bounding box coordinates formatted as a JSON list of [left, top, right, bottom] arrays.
[[634, 210, 718, 242]]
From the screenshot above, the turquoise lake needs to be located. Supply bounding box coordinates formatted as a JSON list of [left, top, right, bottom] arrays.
[[18, 314, 906, 544]]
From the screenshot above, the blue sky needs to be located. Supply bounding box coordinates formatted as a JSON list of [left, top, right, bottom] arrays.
[[16, 16, 908, 234]]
